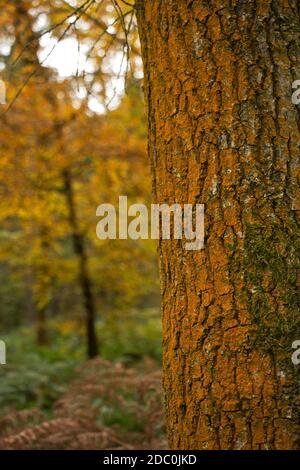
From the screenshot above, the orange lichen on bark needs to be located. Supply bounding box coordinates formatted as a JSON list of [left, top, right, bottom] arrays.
[[137, 0, 300, 449]]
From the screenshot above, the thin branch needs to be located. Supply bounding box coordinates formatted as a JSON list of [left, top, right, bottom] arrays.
[[2, 0, 137, 114], [111, 0, 134, 92], [83, 10, 133, 72], [10, 0, 95, 68], [74, 25, 81, 92], [119, 0, 135, 7], [3, 0, 95, 114]]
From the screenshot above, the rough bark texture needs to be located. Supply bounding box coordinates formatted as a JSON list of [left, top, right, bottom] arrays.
[[136, 0, 300, 450]]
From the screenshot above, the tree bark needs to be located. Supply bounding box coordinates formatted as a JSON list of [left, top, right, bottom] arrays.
[[63, 169, 99, 358], [136, 0, 300, 449]]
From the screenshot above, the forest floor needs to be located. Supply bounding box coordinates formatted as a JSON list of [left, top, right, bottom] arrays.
[[0, 317, 164, 449], [0, 357, 166, 450]]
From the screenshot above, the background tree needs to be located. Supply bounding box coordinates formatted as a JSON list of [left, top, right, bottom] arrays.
[[0, 1, 158, 360], [136, 0, 300, 450], [0, 0, 164, 449]]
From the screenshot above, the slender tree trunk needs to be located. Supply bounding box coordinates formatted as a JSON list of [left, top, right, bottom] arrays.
[[63, 169, 99, 358], [34, 236, 51, 347], [36, 305, 48, 346], [136, 0, 300, 449]]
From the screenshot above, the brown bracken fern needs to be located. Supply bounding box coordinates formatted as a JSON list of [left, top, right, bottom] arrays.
[[0, 358, 166, 450]]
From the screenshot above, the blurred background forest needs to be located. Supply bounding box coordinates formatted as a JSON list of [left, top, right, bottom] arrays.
[[0, 0, 164, 449]]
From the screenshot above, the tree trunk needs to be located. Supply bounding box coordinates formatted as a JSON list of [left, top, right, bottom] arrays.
[[34, 235, 51, 347], [63, 169, 99, 358], [136, 0, 300, 450], [36, 305, 48, 346]]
